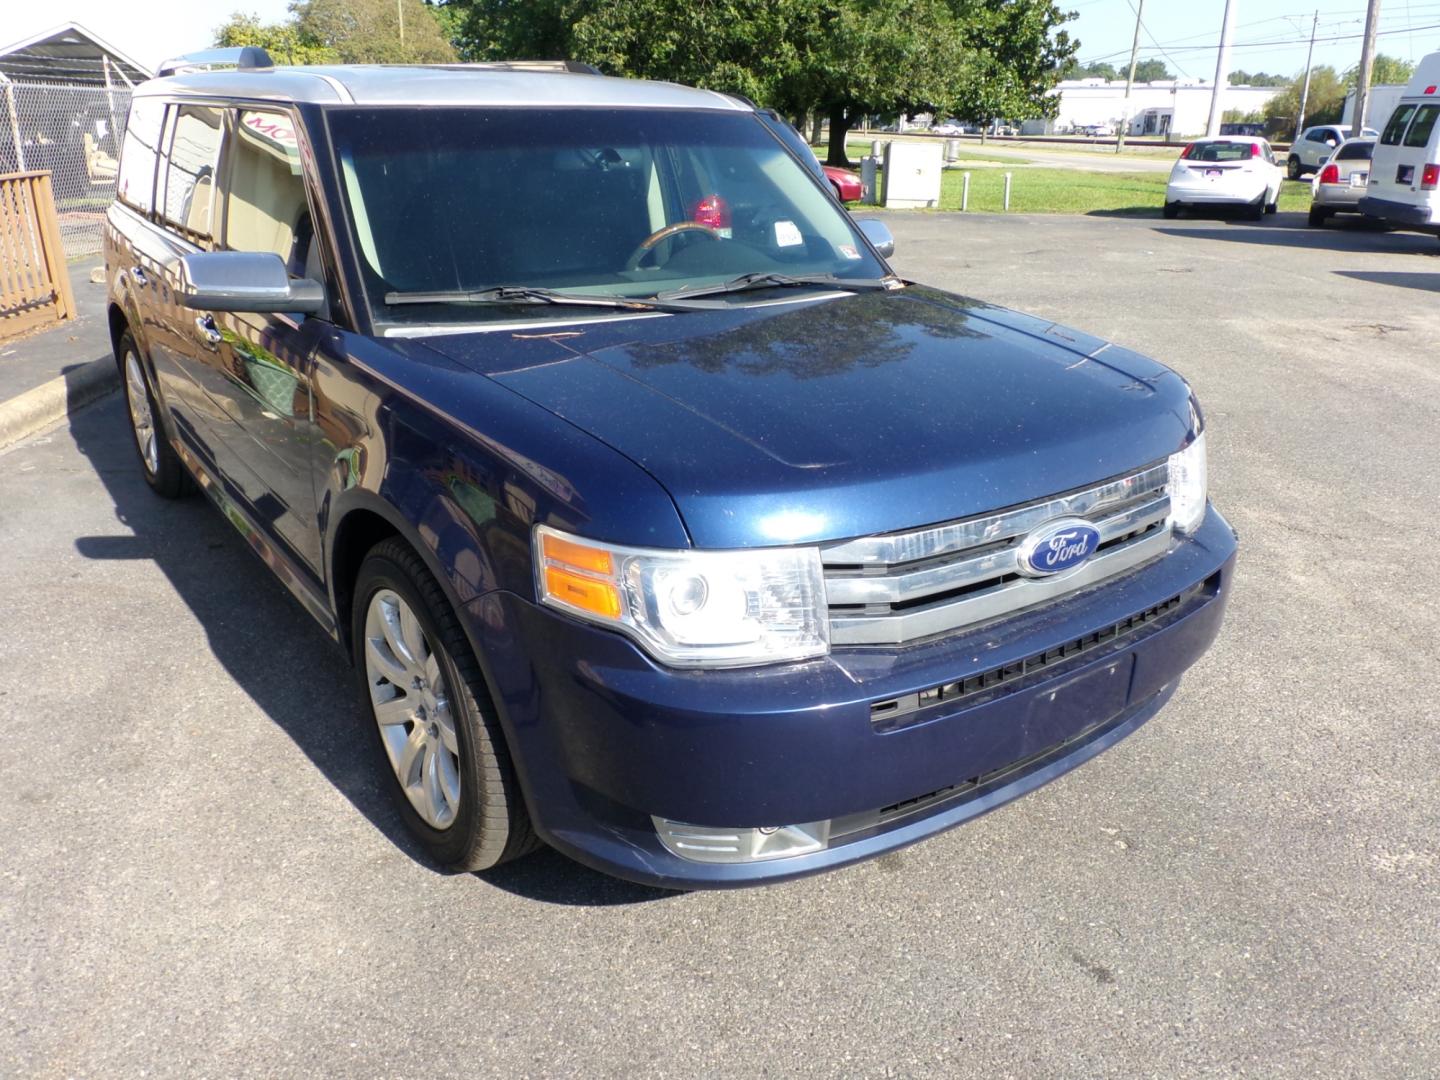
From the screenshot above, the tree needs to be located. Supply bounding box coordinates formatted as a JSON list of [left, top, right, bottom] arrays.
[[1064, 60, 1119, 81], [1230, 70, 1290, 87], [443, 0, 1077, 166], [293, 0, 457, 63], [1263, 64, 1345, 128], [213, 12, 336, 65], [1130, 58, 1169, 82], [1346, 54, 1415, 87]]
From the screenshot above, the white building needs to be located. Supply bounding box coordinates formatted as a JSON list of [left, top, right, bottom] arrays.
[[1030, 80, 1285, 138]]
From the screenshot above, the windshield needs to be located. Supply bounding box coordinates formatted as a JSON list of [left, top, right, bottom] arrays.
[[1188, 142, 1256, 162], [325, 107, 887, 327]]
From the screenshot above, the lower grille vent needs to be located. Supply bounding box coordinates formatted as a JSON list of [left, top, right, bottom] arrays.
[[868, 585, 1200, 732]]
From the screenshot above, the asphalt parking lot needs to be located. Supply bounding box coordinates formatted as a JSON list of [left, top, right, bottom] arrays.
[[3, 210, 1437, 1078]]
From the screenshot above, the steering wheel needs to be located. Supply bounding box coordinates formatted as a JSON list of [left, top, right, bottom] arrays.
[[624, 221, 721, 271]]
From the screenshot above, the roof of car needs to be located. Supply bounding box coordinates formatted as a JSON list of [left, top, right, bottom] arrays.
[[133, 64, 751, 111]]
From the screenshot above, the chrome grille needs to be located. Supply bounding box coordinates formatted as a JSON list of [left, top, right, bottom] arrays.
[[822, 463, 1173, 646]]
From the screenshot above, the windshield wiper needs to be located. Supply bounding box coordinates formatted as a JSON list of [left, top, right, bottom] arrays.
[[655, 272, 897, 302], [383, 286, 688, 312]]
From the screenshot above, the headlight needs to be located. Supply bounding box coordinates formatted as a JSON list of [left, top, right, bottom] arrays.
[[1167, 431, 1208, 535], [533, 525, 829, 668]]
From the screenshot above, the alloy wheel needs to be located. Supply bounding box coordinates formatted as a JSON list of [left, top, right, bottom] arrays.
[[363, 588, 461, 829], [124, 350, 158, 476]]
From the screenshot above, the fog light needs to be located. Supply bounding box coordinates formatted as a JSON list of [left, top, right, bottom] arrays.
[[653, 817, 832, 863]]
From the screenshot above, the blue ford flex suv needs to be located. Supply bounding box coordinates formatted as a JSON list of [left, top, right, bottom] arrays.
[[105, 51, 1236, 888]]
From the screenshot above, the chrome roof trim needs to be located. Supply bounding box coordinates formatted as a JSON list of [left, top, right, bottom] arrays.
[[135, 65, 753, 111]]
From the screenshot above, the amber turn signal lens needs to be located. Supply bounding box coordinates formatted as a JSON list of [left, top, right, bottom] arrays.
[[541, 533, 614, 575], [544, 566, 622, 619]]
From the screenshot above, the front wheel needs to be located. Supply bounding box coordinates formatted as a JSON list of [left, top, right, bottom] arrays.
[[353, 538, 537, 871], [1286, 156, 1302, 180]]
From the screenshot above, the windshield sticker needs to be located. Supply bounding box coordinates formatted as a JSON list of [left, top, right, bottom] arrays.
[[839, 244, 861, 260], [774, 220, 804, 247]]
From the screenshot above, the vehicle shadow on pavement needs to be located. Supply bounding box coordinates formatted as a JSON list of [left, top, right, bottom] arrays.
[[1333, 269, 1440, 293], [66, 390, 673, 907], [1153, 221, 1440, 255]]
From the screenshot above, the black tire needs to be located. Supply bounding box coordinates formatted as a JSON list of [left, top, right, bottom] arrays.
[[1265, 197, 1278, 215], [117, 329, 192, 499], [1162, 201, 1180, 219], [352, 537, 538, 871], [1245, 197, 1265, 221], [1286, 155, 1302, 180], [1308, 206, 1330, 227]]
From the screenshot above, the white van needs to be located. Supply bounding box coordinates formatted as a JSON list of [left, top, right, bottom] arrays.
[[1359, 51, 1440, 234]]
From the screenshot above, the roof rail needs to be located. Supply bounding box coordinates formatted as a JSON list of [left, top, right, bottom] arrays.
[[452, 60, 603, 76], [156, 46, 273, 78]]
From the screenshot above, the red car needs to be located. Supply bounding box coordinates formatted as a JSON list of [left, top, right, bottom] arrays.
[[823, 165, 862, 202]]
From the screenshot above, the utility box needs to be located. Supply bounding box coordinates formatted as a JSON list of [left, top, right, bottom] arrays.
[[881, 140, 942, 209], [860, 156, 879, 204]]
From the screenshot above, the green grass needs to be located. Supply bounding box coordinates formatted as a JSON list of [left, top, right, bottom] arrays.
[[858, 168, 1313, 215]]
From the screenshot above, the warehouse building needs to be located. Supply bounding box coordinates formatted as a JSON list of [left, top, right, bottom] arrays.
[[1024, 80, 1285, 139]]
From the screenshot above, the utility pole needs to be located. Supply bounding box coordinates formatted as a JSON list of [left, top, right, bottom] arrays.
[[1295, 11, 1319, 142], [1352, 0, 1383, 136], [1206, 0, 1239, 137], [398, 0, 406, 47], [1116, 0, 1145, 153]]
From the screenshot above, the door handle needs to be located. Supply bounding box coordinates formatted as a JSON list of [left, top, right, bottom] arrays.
[[193, 314, 223, 349], [130, 265, 148, 287]]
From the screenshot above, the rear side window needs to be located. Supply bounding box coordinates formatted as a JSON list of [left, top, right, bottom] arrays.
[[161, 106, 224, 240], [116, 98, 166, 213], [1336, 141, 1373, 161], [221, 110, 311, 273], [1382, 105, 1417, 145], [1403, 104, 1440, 148]]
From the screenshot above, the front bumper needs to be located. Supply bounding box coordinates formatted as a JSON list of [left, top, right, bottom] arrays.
[[467, 508, 1238, 888]]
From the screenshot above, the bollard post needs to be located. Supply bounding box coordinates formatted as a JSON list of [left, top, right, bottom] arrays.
[[944, 138, 959, 162], [871, 139, 882, 159], [961, 171, 971, 212], [1003, 171, 1012, 212]]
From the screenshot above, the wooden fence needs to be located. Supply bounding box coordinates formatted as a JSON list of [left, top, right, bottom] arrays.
[[0, 170, 76, 341]]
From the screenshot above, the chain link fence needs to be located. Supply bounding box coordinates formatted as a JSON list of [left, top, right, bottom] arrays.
[[2, 82, 131, 259]]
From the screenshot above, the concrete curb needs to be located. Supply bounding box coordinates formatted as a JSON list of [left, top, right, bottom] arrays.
[[0, 357, 118, 451]]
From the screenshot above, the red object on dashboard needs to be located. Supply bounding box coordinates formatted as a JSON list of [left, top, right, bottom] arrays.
[[692, 194, 731, 230]]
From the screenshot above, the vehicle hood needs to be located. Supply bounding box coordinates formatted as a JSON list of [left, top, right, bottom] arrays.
[[407, 286, 1196, 548]]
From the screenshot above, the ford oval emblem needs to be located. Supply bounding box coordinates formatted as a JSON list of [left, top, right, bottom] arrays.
[[1017, 518, 1101, 577]]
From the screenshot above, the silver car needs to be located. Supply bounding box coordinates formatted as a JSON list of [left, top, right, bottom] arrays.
[[1308, 138, 1375, 226], [1288, 124, 1378, 178]]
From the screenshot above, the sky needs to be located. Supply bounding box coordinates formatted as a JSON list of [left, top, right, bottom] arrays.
[[5, 0, 1440, 82], [1067, 0, 1440, 82]]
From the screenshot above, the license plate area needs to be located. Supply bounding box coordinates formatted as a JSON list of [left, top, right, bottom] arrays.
[[1205, 168, 1223, 178], [1351, 172, 1368, 187]]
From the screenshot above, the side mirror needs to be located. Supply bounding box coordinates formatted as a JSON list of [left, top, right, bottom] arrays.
[[176, 251, 324, 314], [857, 218, 895, 259]]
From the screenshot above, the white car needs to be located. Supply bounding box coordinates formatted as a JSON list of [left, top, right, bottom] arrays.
[[1287, 124, 1380, 178], [1163, 137, 1283, 220]]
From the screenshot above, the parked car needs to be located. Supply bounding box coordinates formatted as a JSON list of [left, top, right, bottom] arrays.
[[930, 121, 965, 137], [1164, 137, 1283, 219], [1359, 50, 1440, 237], [107, 49, 1235, 889], [822, 164, 862, 201], [1308, 138, 1376, 226], [1287, 123, 1380, 178]]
